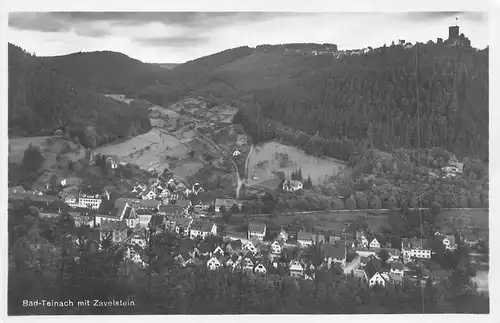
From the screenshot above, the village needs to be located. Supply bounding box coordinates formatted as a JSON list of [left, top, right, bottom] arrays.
[[8, 154, 487, 290]]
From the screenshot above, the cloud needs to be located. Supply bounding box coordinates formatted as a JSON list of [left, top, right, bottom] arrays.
[[135, 35, 209, 47], [405, 11, 463, 21], [9, 12, 69, 32]]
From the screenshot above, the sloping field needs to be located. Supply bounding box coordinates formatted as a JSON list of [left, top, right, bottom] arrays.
[[436, 209, 489, 237], [246, 141, 347, 186], [94, 128, 189, 172], [9, 136, 52, 163]]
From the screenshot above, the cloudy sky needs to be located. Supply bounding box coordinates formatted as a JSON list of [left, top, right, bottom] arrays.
[[8, 12, 489, 63]]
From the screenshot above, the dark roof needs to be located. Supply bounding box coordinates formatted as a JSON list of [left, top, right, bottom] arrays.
[[312, 234, 325, 244], [122, 205, 135, 219], [390, 262, 405, 271], [176, 217, 191, 228], [298, 231, 312, 241], [322, 243, 346, 259], [100, 220, 127, 232], [149, 214, 164, 227], [115, 198, 142, 208], [228, 239, 242, 250], [248, 222, 266, 233], [159, 205, 182, 215], [249, 236, 261, 247], [190, 220, 204, 231], [9, 193, 60, 203], [140, 199, 161, 209], [364, 258, 382, 280], [215, 198, 236, 207], [198, 242, 211, 254], [176, 199, 191, 207], [180, 239, 195, 252], [201, 221, 214, 232]]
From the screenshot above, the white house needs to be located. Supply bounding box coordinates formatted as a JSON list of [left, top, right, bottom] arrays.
[[297, 232, 313, 247], [232, 150, 241, 157], [360, 235, 369, 248], [207, 256, 222, 270], [244, 237, 261, 254], [270, 240, 284, 254], [278, 227, 288, 242], [130, 234, 147, 249], [368, 272, 387, 287], [389, 262, 405, 276], [242, 257, 254, 271], [289, 260, 304, 278], [254, 263, 267, 274], [369, 238, 381, 249], [141, 190, 157, 200], [401, 238, 432, 260], [247, 222, 266, 240]]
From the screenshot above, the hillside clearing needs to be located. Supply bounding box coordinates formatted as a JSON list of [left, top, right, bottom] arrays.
[[94, 128, 189, 172], [246, 141, 347, 186]]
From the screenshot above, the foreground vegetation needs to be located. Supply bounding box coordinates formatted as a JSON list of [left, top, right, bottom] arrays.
[[8, 200, 489, 315]]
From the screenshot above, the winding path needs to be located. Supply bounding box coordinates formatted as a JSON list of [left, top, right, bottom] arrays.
[[167, 109, 252, 198]]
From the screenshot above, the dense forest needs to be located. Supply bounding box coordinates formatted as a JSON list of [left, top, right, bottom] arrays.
[[8, 43, 152, 147], [39, 50, 170, 95], [8, 200, 489, 315], [139, 43, 488, 162]]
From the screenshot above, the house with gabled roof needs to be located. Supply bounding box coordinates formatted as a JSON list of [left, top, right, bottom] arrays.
[[99, 220, 128, 244], [189, 220, 205, 239], [242, 255, 255, 272], [389, 261, 405, 276], [289, 260, 304, 278], [213, 245, 225, 258], [226, 239, 243, 253], [207, 256, 222, 270], [126, 244, 147, 267], [175, 217, 193, 236], [244, 236, 262, 254], [121, 204, 139, 228], [158, 205, 183, 217], [463, 234, 480, 247], [270, 239, 284, 254], [254, 261, 268, 275], [176, 199, 192, 213], [369, 238, 381, 249], [322, 242, 347, 268], [197, 242, 212, 257], [225, 253, 239, 269], [402, 238, 432, 260], [364, 258, 386, 287], [247, 222, 266, 240], [138, 199, 161, 211]]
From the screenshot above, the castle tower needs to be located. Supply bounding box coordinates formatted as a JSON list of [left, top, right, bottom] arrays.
[[449, 25, 459, 39]]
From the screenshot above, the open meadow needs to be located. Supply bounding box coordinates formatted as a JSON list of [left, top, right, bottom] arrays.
[[246, 141, 348, 186], [93, 128, 189, 173]]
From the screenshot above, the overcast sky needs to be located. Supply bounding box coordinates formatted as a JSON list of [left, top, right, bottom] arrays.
[[8, 12, 489, 64]]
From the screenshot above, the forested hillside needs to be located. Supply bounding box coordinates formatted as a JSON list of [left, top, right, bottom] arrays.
[[8, 43, 151, 148], [39, 50, 169, 95], [139, 43, 488, 161]]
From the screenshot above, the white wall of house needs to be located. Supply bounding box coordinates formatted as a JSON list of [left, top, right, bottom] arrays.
[[369, 272, 386, 287]]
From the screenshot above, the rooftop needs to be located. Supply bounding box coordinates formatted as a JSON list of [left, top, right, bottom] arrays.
[[248, 222, 266, 233]]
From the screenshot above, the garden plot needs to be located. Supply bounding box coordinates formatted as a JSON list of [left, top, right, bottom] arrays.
[[246, 141, 347, 186]]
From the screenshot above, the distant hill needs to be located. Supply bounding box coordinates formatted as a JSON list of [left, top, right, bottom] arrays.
[[38, 50, 170, 95], [138, 42, 489, 161], [8, 43, 151, 147], [152, 63, 179, 70]]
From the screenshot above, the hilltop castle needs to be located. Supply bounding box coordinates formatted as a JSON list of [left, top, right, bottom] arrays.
[[444, 25, 471, 48]]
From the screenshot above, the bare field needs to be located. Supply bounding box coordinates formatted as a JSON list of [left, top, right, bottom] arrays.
[[94, 128, 189, 172], [171, 161, 204, 179], [246, 141, 348, 186]]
